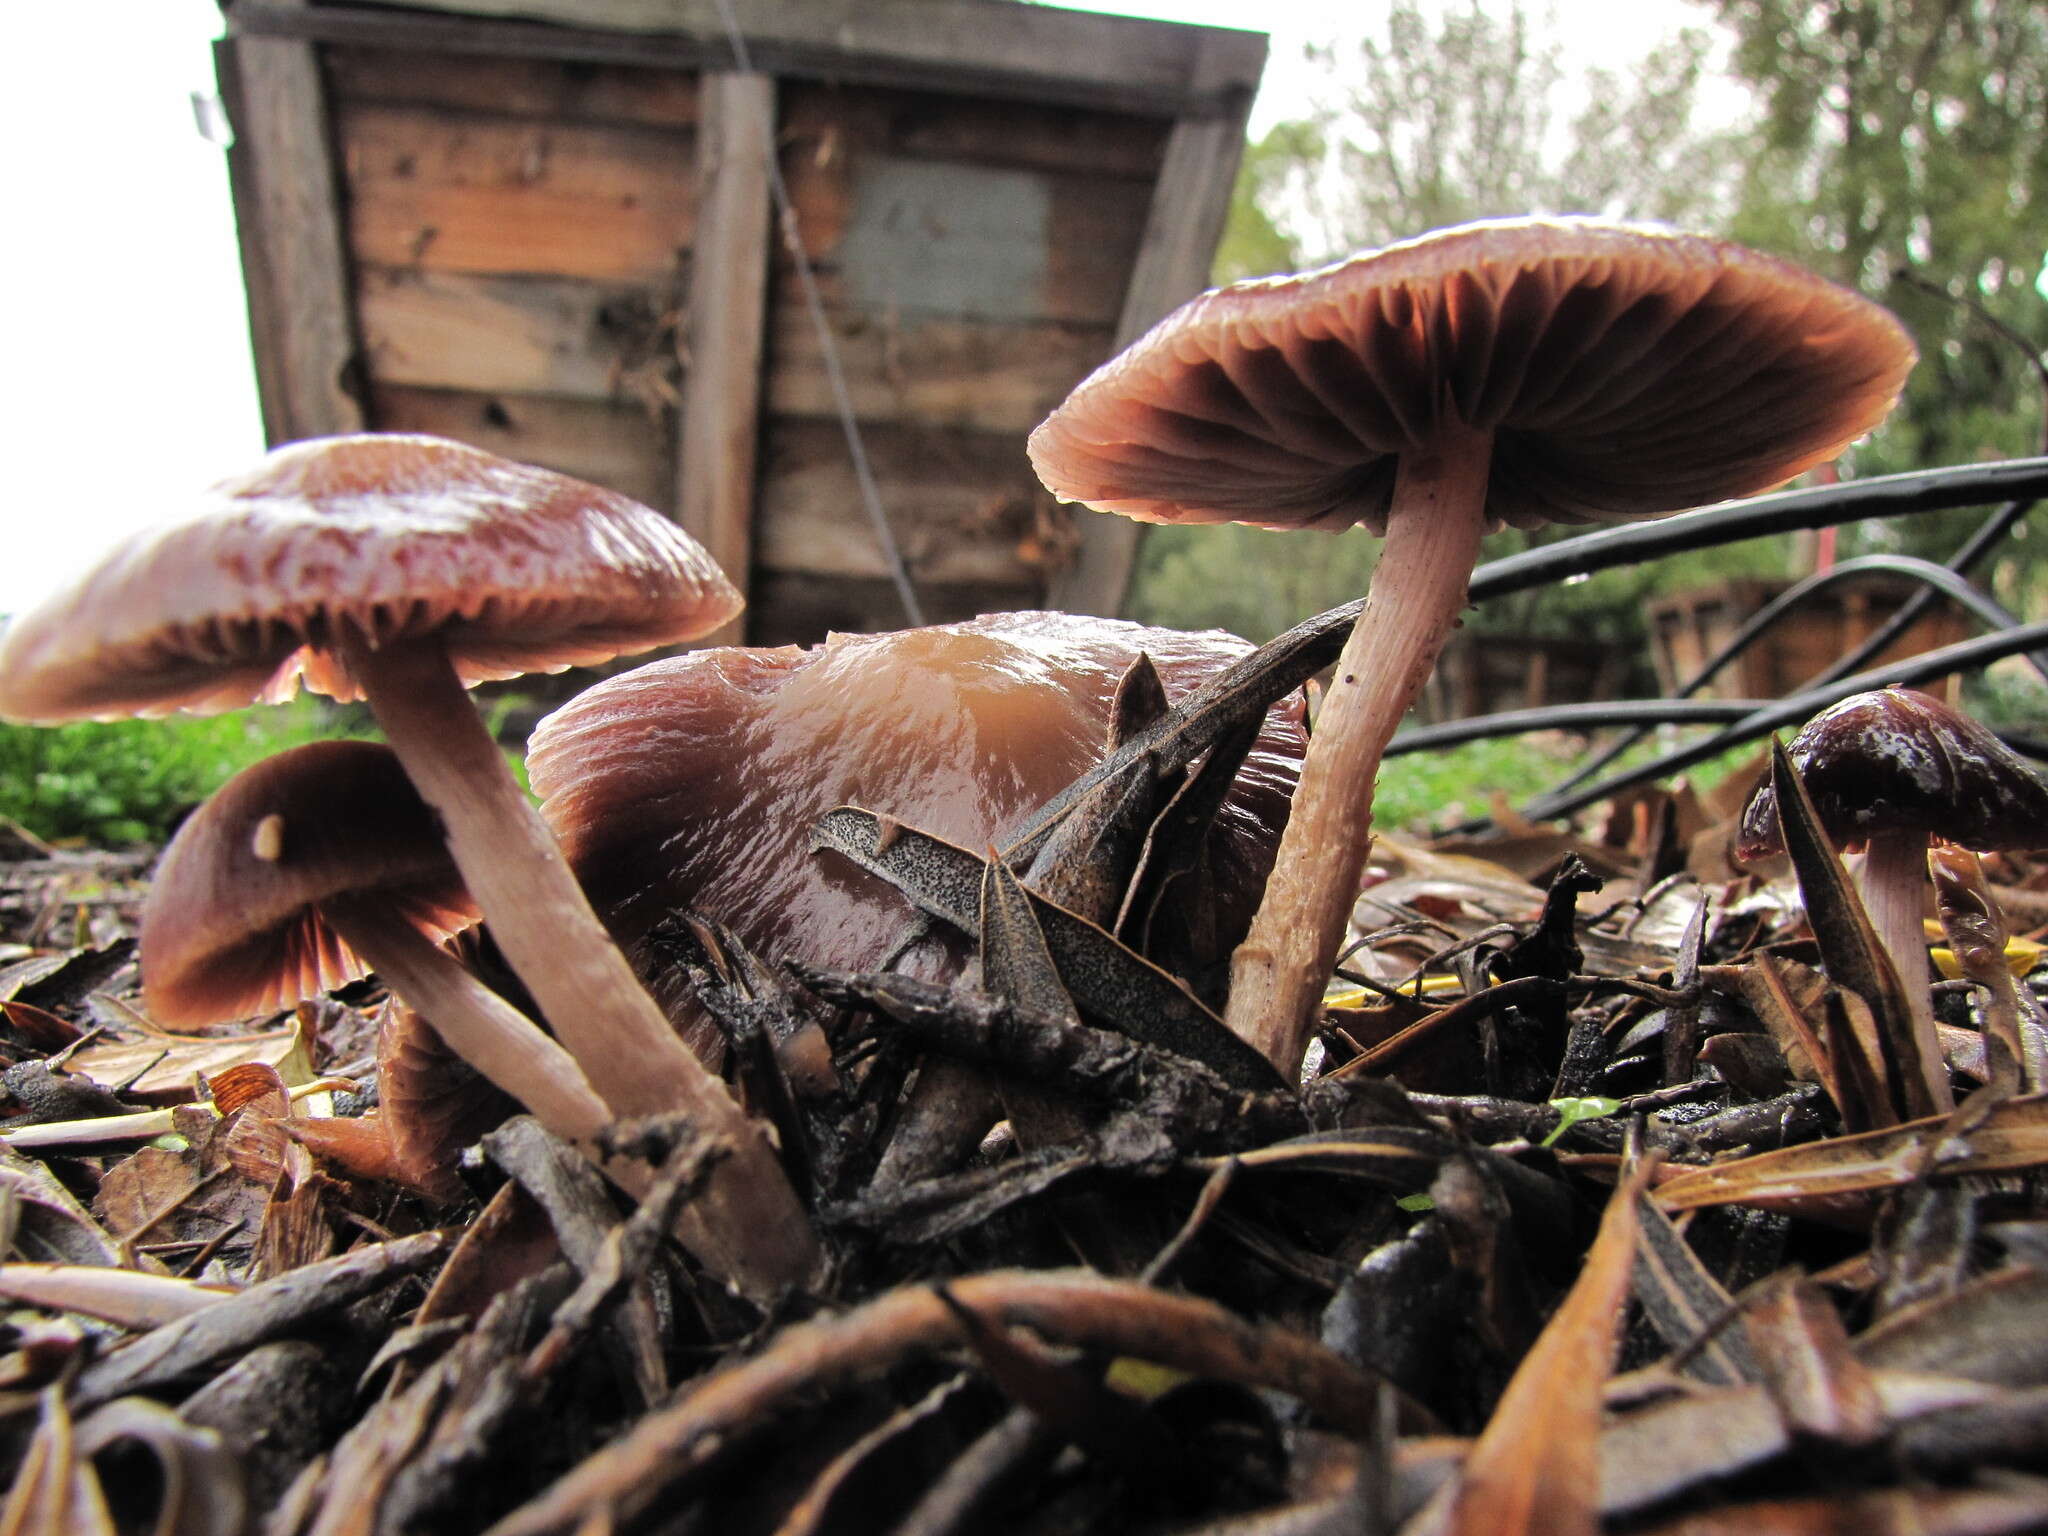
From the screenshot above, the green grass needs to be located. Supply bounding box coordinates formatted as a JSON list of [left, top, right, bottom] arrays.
[[0, 699, 371, 846], [0, 691, 539, 848], [1374, 728, 1765, 837], [1375, 734, 1585, 833]]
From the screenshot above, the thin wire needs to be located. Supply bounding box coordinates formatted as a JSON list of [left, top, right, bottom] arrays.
[[706, 0, 926, 626]]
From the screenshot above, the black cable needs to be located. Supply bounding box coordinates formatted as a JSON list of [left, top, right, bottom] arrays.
[[1516, 619, 2048, 824], [1465, 458, 2048, 601], [1539, 552, 2039, 801]]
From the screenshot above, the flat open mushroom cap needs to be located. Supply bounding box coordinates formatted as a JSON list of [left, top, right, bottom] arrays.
[[528, 611, 1305, 1048], [142, 739, 480, 1028], [0, 434, 743, 720], [1029, 217, 1916, 534], [1737, 688, 2048, 860]]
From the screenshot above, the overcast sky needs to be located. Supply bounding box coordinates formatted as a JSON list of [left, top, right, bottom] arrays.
[[0, 0, 1723, 616]]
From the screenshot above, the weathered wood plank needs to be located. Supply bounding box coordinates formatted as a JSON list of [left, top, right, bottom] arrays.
[[336, 101, 696, 280], [765, 308, 1112, 435], [678, 72, 775, 645], [779, 82, 1168, 181], [756, 418, 1063, 588], [218, 27, 364, 443], [325, 44, 701, 127], [233, 0, 1266, 117], [357, 262, 1106, 437], [368, 384, 673, 512], [356, 262, 1108, 431], [1048, 35, 1261, 617], [356, 266, 665, 399], [779, 150, 1146, 326], [748, 571, 1041, 649]]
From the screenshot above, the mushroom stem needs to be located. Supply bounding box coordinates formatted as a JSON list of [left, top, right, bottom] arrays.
[[1224, 425, 1493, 1073], [1857, 830, 1956, 1113], [340, 634, 819, 1299], [320, 899, 611, 1148]]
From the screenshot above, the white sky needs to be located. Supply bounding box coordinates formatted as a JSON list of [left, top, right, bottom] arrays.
[[0, 0, 1726, 616]]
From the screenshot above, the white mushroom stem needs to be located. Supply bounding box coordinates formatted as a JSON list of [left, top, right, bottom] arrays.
[[1856, 831, 1956, 1114], [1224, 424, 1493, 1074], [320, 899, 612, 1148], [339, 633, 818, 1300]]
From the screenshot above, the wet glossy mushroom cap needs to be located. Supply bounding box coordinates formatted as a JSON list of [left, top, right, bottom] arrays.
[[0, 433, 742, 720], [142, 739, 479, 1027], [1737, 688, 2048, 861], [528, 611, 1305, 1042], [1029, 217, 1917, 534]]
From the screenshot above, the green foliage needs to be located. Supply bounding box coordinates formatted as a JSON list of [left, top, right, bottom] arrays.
[[0, 700, 364, 845], [1685, 2, 2048, 602], [1132, 522, 1381, 643], [1258, 0, 1740, 264], [1374, 734, 1582, 833], [1965, 662, 2048, 736], [1707, 0, 2048, 531], [1211, 120, 1315, 283], [1541, 1096, 1624, 1147], [1374, 728, 1763, 837]]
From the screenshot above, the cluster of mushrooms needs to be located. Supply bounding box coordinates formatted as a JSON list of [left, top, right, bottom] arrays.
[[0, 216, 1932, 1316]]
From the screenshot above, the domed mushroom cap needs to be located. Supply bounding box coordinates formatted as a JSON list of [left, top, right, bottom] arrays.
[[1736, 688, 2048, 861], [1029, 217, 1916, 534], [142, 739, 480, 1028], [0, 434, 742, 721], [529, 611, 1304, 1038]]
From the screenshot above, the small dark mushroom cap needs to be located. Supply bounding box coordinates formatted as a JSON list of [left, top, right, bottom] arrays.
[[1737, 688, 2048, 860], [141, 739, 479, 1027], [1029, 216, 1916, 534], [0, 434, 742, 721], [528, 611, 1305, 1047]]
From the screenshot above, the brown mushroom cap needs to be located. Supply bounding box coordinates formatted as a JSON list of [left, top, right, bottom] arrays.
[[0, 434, 742, 721], [528, 611, 1305, 1045], [1029, 217, 1917, 534], [141, 739, 479, 1027], [1736, 688, 2048, 861]]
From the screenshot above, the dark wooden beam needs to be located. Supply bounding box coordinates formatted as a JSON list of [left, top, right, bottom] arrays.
[[1047, 31, 1261, 617], [223, 0, 1265, 117], [677, 70, 775, 646], [217, 15, 364, 443]]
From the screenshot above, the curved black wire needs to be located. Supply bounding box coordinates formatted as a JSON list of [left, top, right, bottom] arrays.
[[1387, 699, 1764, 755], [1393, 695, 2048, 764], [1801, 500, 2042, 689], [1465, 458, 2048, 602], [1539, 553, 2037, 801], [1513, 619, 2048, 825]]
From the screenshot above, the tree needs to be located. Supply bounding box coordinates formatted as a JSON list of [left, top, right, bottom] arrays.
[[1257, 0, 1739, 264], [1706, 0, 2048, 544]]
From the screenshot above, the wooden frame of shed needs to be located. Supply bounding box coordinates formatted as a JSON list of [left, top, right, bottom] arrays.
[[214, 0, 1265, 645]]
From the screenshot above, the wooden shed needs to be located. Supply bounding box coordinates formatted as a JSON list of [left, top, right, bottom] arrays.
[[1645, 577, 1971, 702], [214, 0, 1265, 647]]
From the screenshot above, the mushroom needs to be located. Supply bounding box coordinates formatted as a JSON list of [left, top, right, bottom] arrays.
[[528, 611, 1305, 1054], [142, 739, 610, 1167], [0, 434, 814, 1297], [286, 1000, 511, 1203], [1029, 216, 1917, 1073], [1736, 686, 2048, 1113]]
